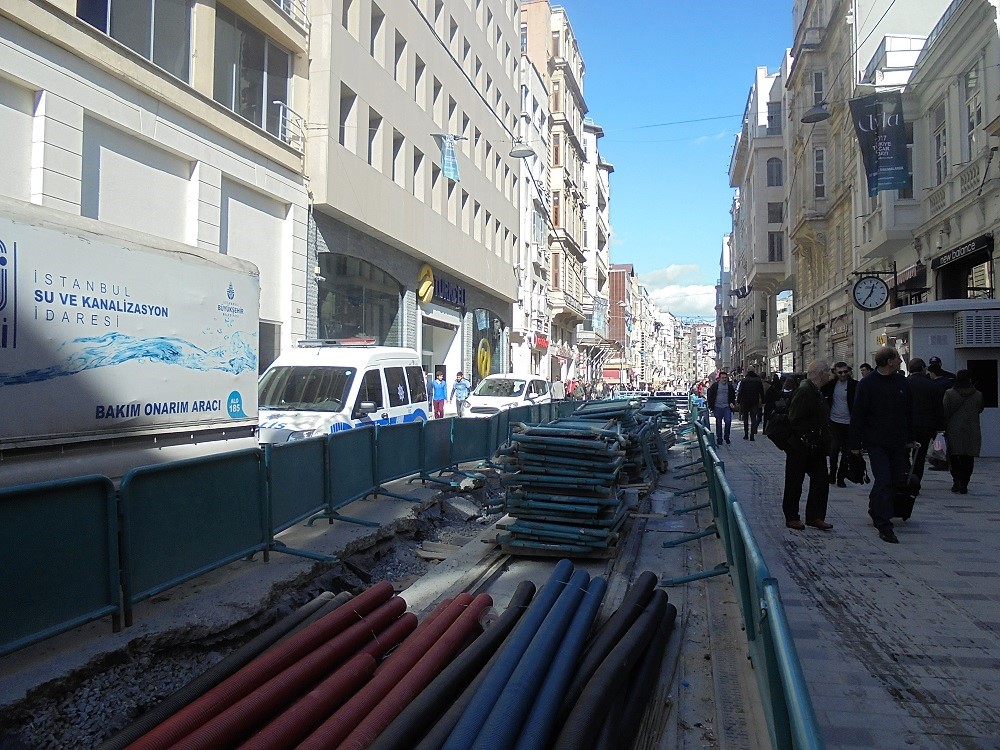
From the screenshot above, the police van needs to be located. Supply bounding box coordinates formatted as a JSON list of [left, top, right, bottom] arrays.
[[257, 340, 429, 443]]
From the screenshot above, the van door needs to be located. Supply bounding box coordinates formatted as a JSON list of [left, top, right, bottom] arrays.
[[384, 366, 414, 425], [405, 365, 430, 421], [352, 369, 388, 426]]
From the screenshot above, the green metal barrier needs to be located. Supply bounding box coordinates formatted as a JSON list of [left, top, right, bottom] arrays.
[[409, 417, 458, 487], [507, 405, 531, 425], [556, 400, 578, 418], [264, 439, 335, 561], [495, 408, 512, 448], [452, 417, 492, 463], [0, 475, 121, 656], [312, 426, 378, 526], [371, 422, 424, 500], [267, 437, 327, 533], [120, 449, 268, 624], [662, 420, 824, 749], [527, 404, 542, 424]]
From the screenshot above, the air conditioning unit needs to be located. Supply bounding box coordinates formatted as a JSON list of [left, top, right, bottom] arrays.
[[954, 310, 1000, 346]]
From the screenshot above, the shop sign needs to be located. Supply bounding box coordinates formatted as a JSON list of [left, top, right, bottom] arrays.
[[770, 339, 783, 356], [931, 234, 994, 270], [830, 317, 849, 340], [876, 333, 888, 345], [533, 333, 549, 350], [417, 263, 467, 308]]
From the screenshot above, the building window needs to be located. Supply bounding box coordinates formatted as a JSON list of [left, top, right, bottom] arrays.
[[78, 0, 191, 81], [767, 202, 783, 224], [552, 191, 561, 227], [317, 254, 402, 345], [768, 232, 784, 262], [552, 134, 561, 167], [766, 102, 782, 135], [551, 30, 560, 57], [213, 5, 290, 138], [766, 157, 783, 187], [933, 99, 948, 186], [814, 148, 825, 198], [520, 23, 527, 53], [965, 65, 983, 160], [898, 122, 914, 200], [551, 80, 562, 114], [812, 70, 825, 106]]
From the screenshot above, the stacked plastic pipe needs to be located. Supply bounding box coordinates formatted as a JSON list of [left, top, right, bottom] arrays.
[[106, 563, 676, 750], [496, 419, 629, 554]]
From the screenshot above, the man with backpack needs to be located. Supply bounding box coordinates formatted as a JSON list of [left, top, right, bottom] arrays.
[[782, 360, 834, 532]]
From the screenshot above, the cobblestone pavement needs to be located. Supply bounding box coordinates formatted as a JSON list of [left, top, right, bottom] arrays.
[[714, 425, 1000, 749]]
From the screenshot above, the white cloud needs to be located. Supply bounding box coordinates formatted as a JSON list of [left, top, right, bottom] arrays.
[[639, 265, 716, 318]]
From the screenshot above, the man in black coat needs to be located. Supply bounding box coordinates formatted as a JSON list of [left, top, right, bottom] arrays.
[[907, 357, 943, 483], [850, 346, 913, 544], [926, 356, 955, 471], [783, 359, 834, 531], [737, 370, 766, 440], [820, 361, 857, 487], [705, 371, 737, 445]]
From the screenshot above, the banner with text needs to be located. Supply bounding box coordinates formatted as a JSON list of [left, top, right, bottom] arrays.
[[849, 90, 911, 197]]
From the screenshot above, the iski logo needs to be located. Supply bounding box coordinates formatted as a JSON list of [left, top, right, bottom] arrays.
[[0, 238, 16, 349]]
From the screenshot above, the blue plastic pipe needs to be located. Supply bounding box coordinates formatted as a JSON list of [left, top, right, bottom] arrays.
[[440, 559, 575, 750], [469, 568, 592, 750], [513, 576, 608, 750]]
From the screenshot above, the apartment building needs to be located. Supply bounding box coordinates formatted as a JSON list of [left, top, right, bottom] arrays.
[[728, 63, 793, 376], [1, 0, 311, 367], [577, 117, 616, 382], [307, 0, 523, 385], [784, 0, 949, 370], [510, 50, 552, 379], [521, 0, 589, 382]]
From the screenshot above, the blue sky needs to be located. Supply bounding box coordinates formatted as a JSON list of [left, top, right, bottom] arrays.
[[557, 1, 793, 318]]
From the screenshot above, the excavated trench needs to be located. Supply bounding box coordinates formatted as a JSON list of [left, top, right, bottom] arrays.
[[0, 481, 504, 750]]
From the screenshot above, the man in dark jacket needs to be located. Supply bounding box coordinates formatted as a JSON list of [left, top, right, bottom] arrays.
[[820, 361, 857, 487], [782, 359, 834, 531], [705, 371, 737, 445], [907, 357, 943, 483], [926, 356, 956, 471], [737, 370, 766, 440], [850, 346, 913, 544]]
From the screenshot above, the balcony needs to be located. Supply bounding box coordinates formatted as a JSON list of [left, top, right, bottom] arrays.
[[548, 289, 585, 323], [860, 196, 922, 260], [747, 260, 792, 296]]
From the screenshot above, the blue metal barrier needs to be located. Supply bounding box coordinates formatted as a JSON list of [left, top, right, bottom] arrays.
[[507, 405, 532, 425], [0, 475, 121, 656], [495, 409, 512, 448], [556, 400, 577, 418], [120, 449, 268, 625], [409, 417, 459, 487], [528, 404, 542, 424]]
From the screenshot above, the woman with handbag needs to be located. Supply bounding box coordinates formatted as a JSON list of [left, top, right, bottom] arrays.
[[943, 370, 984, 494], [782, 359, 834, 531]]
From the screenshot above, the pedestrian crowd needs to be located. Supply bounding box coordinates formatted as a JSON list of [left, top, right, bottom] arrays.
[[704, 347, 984, 544]]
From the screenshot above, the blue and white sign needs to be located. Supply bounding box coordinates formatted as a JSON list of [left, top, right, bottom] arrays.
[[0, 213, 260, 447]]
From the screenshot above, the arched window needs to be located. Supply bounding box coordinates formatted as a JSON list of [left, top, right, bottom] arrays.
[[766, 157, 784, 187], [317, 254, 402, 345]]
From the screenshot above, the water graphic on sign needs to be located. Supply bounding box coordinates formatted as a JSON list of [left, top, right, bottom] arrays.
[[0, 330, 257, 386]]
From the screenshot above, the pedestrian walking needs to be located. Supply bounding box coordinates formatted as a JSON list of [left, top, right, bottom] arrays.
[[926, 356, 956, 472], [762, 373, 781, 432], [820, 361, 857, 487], [943, 369, 984, 494], [782, 359, 834, 532], [905, 358, 943, 484], [431, 371, 447, 419], [449, 371, 472, 417], [706, 371, 736, 445], [737, 370, 765, 440], [849, 346, 912, 544], [859, 363, 873, 378]]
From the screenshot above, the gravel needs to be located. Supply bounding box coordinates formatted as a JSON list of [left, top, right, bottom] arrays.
[[0, 485, 503, 750]]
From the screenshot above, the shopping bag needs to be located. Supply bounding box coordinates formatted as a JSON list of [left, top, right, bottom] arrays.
[[844, 452, 870, 485], [928, 432, 947, 461]]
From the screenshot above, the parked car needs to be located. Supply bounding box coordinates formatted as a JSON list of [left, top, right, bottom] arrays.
[[463, 374, 552, 417]]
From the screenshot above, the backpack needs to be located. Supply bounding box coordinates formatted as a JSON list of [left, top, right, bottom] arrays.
[[764, 395, 793, 451]]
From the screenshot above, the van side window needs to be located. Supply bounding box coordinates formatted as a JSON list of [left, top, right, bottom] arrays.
[[406, 366, 428, 402], [353, 369, 385, 418], [385, 367, 409, 407], [537, 380, 549, 395]]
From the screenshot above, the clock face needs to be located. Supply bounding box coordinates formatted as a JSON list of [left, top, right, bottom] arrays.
[[852, 276, 889, 310]]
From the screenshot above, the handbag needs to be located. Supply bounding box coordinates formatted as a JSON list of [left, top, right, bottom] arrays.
[[845, 452, 871, 485], [929, 431, 947, 461], [763, 413, 793, 451]]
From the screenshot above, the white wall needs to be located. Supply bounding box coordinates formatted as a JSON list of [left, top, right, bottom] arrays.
[[0, 75, 33, 202]]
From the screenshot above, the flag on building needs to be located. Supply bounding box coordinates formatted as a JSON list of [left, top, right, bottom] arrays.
[[440, 134, 461, 182]]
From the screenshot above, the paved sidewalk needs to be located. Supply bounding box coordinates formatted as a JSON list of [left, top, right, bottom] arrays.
[[715, 426, 1000, 749]]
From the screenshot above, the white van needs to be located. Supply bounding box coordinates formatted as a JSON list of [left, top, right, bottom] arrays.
[[258, 340, 429, 443], [463, 374, 552, 418]]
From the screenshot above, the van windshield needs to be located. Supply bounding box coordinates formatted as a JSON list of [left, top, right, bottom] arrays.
[[474, 378, 526, 398], [259, 366, 356, 411]]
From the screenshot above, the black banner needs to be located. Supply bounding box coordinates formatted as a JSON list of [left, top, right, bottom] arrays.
[[849, 91, 911, 197]]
